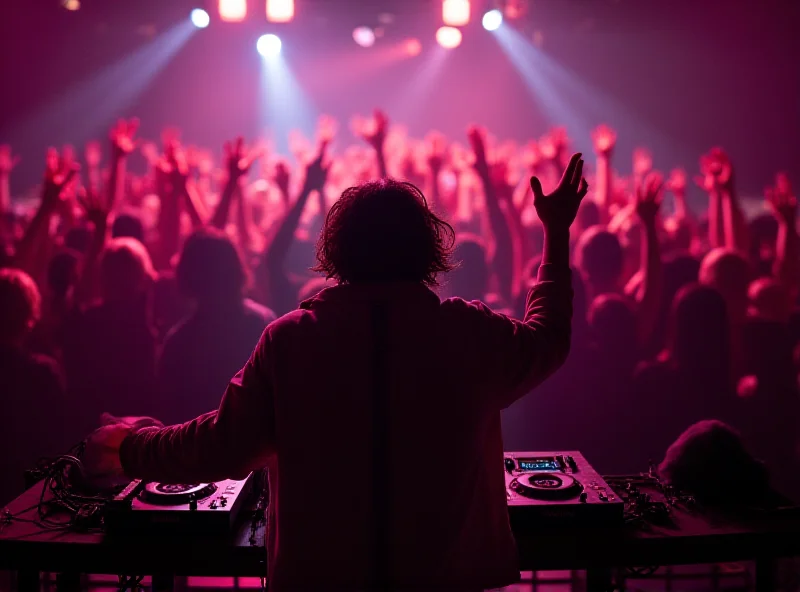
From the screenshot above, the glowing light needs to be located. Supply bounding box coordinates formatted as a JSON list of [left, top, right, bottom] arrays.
[[436, 26, 462, 49], [353, 27, 376, 48], [190, 9, 210, 29], [482, 9, 503, 31], [219, 0, 246, 22], [442, 0, 470, 27], [404, 38, 422, 56], [63, 0, 80, 10], [267, 0, 294, 23], [257, 34, 282, 57]]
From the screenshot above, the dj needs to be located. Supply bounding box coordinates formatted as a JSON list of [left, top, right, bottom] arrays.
[[85, 153, 587, 591]]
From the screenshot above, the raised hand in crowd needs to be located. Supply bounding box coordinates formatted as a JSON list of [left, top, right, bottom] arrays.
[[530, 152, 588, 233], [635, 172, 664, 228], [591, 124, 616, 158]]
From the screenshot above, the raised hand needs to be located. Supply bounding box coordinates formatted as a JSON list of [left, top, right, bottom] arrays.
[[77, 187, 110, 228], [591, 124, 616, 157], [695, 147, 733, 192], [467, 125, 489, 177], [0, 145, 20, 178], [426, 131, 447, 174], [633, 147, 653, 178], [224, 137, 261, 182], [272, 159, 291, 197], [110, 118, 139, 159], [85, 141, 102, 168], [43, 147, 79, 205], [530, 152, 589, 232], [317, 114, 338, 146], [766, 173, 797, 226], [356, 109, 389, 151], [303, 149, 330, 193], [635, 171, 664, 227], [539, 127, 568, 162], [665, 168, 687, 194]]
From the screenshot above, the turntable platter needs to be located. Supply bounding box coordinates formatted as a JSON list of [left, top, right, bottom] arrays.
[[511, 472, 583, 500], [141, 482, 217, 505]]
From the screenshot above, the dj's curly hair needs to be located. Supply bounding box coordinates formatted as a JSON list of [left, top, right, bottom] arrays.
[[314, 179, 456, 286]]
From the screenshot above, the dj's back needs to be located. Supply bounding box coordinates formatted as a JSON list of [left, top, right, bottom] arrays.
[[263, 276, 571, 591]]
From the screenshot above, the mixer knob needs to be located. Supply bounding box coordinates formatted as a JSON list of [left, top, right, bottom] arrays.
[[579, 492, 588, 503], [504, 458, 516, 473], [189, 494, 198, 511]]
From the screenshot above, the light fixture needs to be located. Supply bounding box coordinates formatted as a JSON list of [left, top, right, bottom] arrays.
[[257, 33, 282, 56], [482, 9, 503, 31], [190, 9, 210, 28], [436, 26, 462, 49], [442, 0, 470, 27]]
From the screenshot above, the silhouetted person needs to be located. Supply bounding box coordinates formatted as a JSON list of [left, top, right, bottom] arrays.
[[62, 238, 158, 438], [0, 268, 68, 505], [84, 153, 588, 591], [631, 284, 734, 469], [659, 420, 770, 505], [574, 225, 623, 298], [158, 229, 276, 424]]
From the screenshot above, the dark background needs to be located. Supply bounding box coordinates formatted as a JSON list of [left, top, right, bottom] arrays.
[[1, 0, 798, 203]]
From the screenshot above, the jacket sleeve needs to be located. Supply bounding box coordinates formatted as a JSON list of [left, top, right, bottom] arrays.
[[461, 263, 573, 409], [119, 328, 276, 484]]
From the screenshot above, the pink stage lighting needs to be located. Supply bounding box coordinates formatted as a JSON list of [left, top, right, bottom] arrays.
[[219, 0, 246, 22], [436, 26, 462, 49], [442, 0, 470, 27], [404, 38, 422, 56], [353, 27, 376, 48], [267, 0, 295, 23]]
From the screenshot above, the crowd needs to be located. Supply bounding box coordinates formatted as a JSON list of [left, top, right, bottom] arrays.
[[0, 112, 798, 506]]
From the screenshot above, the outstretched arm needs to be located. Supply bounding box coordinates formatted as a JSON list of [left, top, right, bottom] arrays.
[[477, 153, 587, 409], [89, 329, 277, 485]]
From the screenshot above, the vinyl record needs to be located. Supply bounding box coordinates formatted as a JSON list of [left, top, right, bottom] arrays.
[[141, 482, 217, 505], [511, 473, 583, 500]]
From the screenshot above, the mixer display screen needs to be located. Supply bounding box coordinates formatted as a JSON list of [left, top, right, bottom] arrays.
[[519, 458, 560, 471]]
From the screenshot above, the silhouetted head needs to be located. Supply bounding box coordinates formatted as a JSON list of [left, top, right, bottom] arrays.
[[748, 277, 791, 323], [315, 179, 455, 286], [64, 225, 93, 254], [112, 212, 145, 243], [659, 420, 768, 505], [177, 228, 248, 306], [447, 234, 489, 301], [699, 248, 750, 324], [47, 249, 81, 300], [0, 268, 41, 345], [576, 199, 600, 233], [667, 283, 730, 380], [575, 226, 623, 295], [587, 293, 636, 351], [100, 237, 156, 305]]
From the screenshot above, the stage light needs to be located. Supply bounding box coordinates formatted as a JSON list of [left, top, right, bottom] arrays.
[[62, 0, 80, 10], [436, 26, 462, 49], [442, 0, 470, 27], [257, 34, 282, 57], [267, 0, 294, 23], [219, 0, 246, 22], [404, 38, 422, 56], [482, 9, 503, 31], [353, 27, 376, 48], [190, 9, 210, 29]]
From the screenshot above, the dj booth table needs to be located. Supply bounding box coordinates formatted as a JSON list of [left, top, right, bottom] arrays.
[[2, 481, 800, 591]]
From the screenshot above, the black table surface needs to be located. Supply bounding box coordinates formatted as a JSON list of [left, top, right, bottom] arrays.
[[2, 480, 800, 577]]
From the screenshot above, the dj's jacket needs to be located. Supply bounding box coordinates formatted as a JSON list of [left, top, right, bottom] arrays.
[[120, 264, 573, 591]]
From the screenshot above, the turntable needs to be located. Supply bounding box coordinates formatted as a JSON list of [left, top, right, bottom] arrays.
[[505, 451, 623, 527], [105, 474, 253, 537]]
